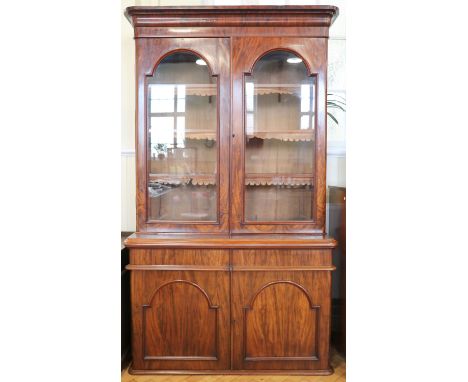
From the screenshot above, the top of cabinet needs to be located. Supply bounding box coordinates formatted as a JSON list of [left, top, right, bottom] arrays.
[[125, 5, 339, 29]]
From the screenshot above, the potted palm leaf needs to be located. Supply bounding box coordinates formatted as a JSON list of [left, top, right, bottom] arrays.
[[327, 92, 346, 124]]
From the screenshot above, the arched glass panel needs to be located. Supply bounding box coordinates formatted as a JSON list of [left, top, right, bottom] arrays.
[[147, 52, 217, 221], [244, 51, 316, 222]]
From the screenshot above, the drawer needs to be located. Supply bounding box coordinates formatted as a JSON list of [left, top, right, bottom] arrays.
[[232, 249, 333, 268], [130, 248, 229, 266]]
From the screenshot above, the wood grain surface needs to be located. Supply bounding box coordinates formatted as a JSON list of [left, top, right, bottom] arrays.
[[122, 349, 345, 381], [124, 4, 340, 375], [131, 269, 230, 371]]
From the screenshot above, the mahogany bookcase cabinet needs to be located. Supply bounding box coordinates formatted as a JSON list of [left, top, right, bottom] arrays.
[[124, 5, 339, 375]]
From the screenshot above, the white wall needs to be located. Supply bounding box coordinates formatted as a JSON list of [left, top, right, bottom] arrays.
[[121, 0, 136, 231], [327, 35, 346, 188], [121, 0, 346, 231]]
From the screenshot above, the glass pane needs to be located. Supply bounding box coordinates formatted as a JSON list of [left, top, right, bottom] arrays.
[[147, 52, 217, 221], [244, 51, 315, 222]]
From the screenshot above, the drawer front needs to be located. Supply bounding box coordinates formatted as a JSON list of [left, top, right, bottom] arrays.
[[130, 248, 229, 267], [232, 249, 332, 268]]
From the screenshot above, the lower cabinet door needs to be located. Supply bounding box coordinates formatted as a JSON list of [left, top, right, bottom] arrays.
[[131, 270, 230, 371], [232, 270, 332, 371]]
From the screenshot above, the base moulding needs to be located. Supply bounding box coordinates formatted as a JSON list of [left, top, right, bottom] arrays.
[[128, 364, 334, 375]]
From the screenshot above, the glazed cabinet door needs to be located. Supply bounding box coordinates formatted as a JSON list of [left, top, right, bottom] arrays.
[[231, 37, 328, 234], [135, 38, 230, 233], [129, 249, 230, 371], [231, 250, 333, 372]]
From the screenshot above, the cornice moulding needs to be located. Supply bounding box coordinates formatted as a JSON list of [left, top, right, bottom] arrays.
[[125, 6, 339, 28]]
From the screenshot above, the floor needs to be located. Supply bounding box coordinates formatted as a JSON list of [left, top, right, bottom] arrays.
[[121, 350, 345, 382]]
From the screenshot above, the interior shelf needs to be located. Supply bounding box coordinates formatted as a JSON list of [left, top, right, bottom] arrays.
[[184, 129, 217, 141], [251, 83, 310, 96], [148, 173, 313, 187], [182, 129, 314, 142], [245, 173, 314, 186], [149, 173, 216, 186], [157, 83, 307, 97], [247, 130, 314, 142]]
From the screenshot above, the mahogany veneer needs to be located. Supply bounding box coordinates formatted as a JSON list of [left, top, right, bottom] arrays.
[[124, 5, 339, 375]]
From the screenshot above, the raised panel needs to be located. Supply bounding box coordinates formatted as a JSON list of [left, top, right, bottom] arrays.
[[232, 270, 331, 371], [143, 280, 218, 360], [131, 269, 230, 370], [244, 281, 319, 360]]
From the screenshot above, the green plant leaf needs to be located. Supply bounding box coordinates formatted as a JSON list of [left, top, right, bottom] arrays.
[[327, 103, 346, 112], [329, 100, 346, 106], [328, 93, 346, 100], [327, 112, 339, 124]]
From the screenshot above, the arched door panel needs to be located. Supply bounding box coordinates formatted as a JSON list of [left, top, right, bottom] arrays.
[[131, 270, 230, 371], [232, 269, 331, 370], [135, 38, 230, 233], [231, 37, 328, 234]]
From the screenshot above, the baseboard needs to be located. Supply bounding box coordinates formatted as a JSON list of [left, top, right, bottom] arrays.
[[128, 364, 334, 375]]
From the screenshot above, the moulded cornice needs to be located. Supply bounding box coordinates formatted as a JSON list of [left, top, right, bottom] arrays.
[[125, 6, 339, 29]]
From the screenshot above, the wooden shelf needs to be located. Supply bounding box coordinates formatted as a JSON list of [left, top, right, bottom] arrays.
[[149, 83, 308, 97], [245, 173, 314, 186], [184, 129, 314, 142], [251, 83, 310, 96], [152, 129, 312, 142], [148, 173, 313, 187], [247, 129, 314, 142], [185, 84, 216, 96], [149, 173, 216, 186], [184, 129, 216, 141]]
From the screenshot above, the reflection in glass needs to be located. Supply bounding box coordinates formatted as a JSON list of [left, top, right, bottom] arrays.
[[147, 52, 217, 221], [244, 51, 316, 222]]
